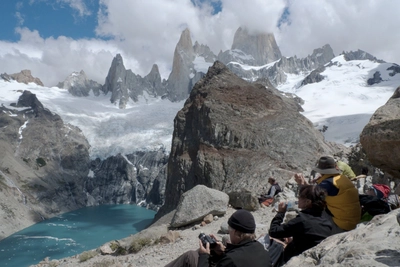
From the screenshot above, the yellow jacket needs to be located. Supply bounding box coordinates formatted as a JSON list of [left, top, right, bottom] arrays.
[[317, 174, 361, 230]]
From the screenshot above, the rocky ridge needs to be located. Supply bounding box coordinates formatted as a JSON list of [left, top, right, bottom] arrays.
[[0, 90, 90, 239], [1, 69, 44, 86], [157, 61, 339, 218], [0, 91, 169, 239], [57, 70, 102, 96]]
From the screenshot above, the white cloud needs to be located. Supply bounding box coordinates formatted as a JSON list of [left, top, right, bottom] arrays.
[[14, 12, 25, 26], [276, 0, 400, 62], [59, 0, 91, 17], [1, 0, 400, 87]]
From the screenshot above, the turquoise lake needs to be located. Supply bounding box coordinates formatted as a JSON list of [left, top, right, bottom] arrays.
[[0, 205, 156, 267]]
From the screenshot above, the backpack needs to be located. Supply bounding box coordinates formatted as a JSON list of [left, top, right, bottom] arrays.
[[372, 184, 391, 199]]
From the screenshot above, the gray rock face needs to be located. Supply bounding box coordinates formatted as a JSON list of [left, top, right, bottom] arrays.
[[301, 66, 326, 86], [86, 149, 168, 210], [166, 28, 195, 102], [285, 210, 400, 267], [57, 70, 102, 96], [225, 44, 335, 86], [170, 185, 229, 228], [228, 27, 282, 65], [228, 189, 259, 211], [343, 49, 385, 62], [367, 71, 383, 85], [0, 90, 90, 239], [157, 61, 335, 217], [360, 86, 400, 178], [193, 41, 216, 64], [102, 54, 166, 108], [1, 70, 44, 86]]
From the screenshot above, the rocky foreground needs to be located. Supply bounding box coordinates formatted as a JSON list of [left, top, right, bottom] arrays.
[[31, 205, 400, 267]]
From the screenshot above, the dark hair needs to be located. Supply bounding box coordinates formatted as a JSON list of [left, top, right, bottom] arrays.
[[361, 166, 369, 175], [268, 177, 275, 183], [299, 185, 327, 211]]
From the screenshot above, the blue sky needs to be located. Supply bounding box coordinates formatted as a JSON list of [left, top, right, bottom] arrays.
[[2, 0, 99, 41], [1, 0, 400, 86]]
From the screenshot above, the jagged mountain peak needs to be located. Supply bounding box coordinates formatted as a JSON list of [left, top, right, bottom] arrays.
[[57, 70, 102, 97], [229, 26, 282, 65], [0, 69, 44, 86], [341, 49, 385, 63]]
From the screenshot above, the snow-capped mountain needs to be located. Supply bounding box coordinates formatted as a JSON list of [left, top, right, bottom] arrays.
[[1, 51, 399, 160]]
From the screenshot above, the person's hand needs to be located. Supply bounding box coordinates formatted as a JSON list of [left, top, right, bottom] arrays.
[[209, 234, 226, 255], [198, 239, 210, 254], [294, 173, 307, 185], [278, 201, 287, 213], [284, 237, 293, 244]]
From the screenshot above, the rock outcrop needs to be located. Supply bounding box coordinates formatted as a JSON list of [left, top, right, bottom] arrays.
[[57, 70, 102, 96], [286, 210, 400, 267], [342, 49, 385, 62], [1, 70, 44, 86], [102, 54, 167, 108], [157, 61, 336, 217], [86, 149, 168, 210], [218, 27, 282, 66], [225, 44, 335, 86], [0, 91, 90, 239], [166, 28, 196, 102], [170, 185, 229, 228], [360, 86, 400, 179]]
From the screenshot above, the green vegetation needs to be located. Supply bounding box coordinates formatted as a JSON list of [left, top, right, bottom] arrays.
[[129, 237, 152, 253], [109, 242, 119, 251], [36, 157, 46, 167], [78, 250, 98, 262]]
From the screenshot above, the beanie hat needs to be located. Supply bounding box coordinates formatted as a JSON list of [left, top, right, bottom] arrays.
[[228, 209, 256, 233]]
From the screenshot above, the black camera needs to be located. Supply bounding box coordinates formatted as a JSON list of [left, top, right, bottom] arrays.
[[198, 233, 217, 249]]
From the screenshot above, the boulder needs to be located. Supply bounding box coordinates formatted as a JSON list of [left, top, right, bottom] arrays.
[[360, 86, 400, 178], [170, 185, 229, 228], [228, 189, 259, 211], [286, 210, 400, 266]]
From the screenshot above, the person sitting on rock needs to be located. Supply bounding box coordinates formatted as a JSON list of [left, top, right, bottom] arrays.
[[165, 209, 272, 267], [335, 160, 356, 180], [258, 177, 282, 206], [268, 185, 332, 265], [295, 156, 361, 234]]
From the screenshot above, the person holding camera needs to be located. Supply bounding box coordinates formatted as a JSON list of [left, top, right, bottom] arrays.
[[165, 209, 271, 267]]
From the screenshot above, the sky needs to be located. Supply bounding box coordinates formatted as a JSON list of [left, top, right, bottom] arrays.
[[1, 53, 399, 160], [1, 0, 400, 87]]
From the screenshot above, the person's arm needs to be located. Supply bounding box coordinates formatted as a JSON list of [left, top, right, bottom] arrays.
[[269, 212, 303, 239], [294, 173, 309, 185]]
